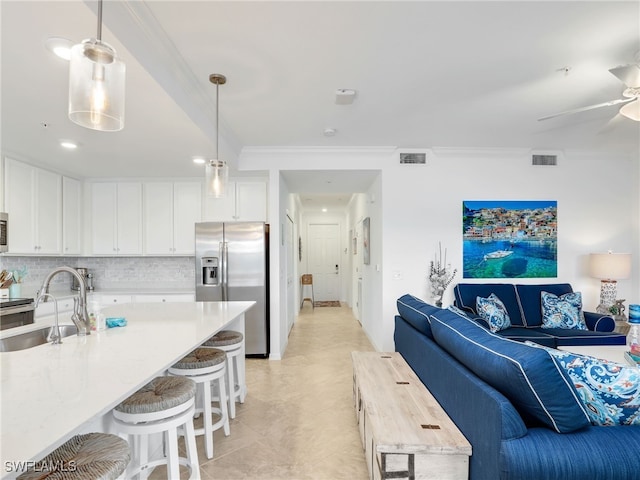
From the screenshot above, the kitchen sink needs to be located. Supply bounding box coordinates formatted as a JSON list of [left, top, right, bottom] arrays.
[[0, 325, 78, 352]]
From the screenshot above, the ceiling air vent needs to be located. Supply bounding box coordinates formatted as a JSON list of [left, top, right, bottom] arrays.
[[399, 152, 427, 164], [531, 154, 558, 166]]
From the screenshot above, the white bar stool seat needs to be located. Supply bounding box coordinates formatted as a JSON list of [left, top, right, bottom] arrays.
[[112, 376, 199, 480], [202, 330, 245, 418], [17, 433, 130, 480], [168, 347, 230, 460]]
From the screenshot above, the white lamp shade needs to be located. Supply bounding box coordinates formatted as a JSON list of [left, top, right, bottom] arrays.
[[620, 99, 640, 122], [68, 39, 125, 132], [589, 253, 632, 280], [205, 160, 229, 198]]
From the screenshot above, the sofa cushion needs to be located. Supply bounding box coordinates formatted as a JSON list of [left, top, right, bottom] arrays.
[[515, 283, 573, 327], [397, 294, 441, 338], [543, 328, 627, 346], [454, 283, 524, 326], [429, 308, 590, 433], [526, 343, 640, 426], [476, 293, 512, 332], [495, 327, 557, 348], [541, 291, 588, 330]]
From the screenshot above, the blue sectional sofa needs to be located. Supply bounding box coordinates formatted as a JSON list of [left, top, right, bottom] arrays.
[[453, 282, 625, 346], [394, 294, 640, 480]]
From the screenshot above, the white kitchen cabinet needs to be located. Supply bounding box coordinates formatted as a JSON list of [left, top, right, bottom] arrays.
[[35, 296, 75, 318], [91, 182, 142, 255], [4, 158, 62, 254], [203, 180, 267, 222], [133, 294, 195, 303], [143, 181, 201, 255], [94, 294, 133, 305], [62, 176, 82, 255]]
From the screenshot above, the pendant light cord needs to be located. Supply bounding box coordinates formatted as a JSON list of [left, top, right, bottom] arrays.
[[215, 81, 219, 160], [96, 0, 103, 41]]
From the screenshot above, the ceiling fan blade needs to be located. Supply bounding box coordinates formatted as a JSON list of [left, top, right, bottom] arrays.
[[609, 64, 640, 88], [537, 97, 634, 121]]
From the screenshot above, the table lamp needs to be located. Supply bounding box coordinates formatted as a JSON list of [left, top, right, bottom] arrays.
[[589, 252, 632, 314]]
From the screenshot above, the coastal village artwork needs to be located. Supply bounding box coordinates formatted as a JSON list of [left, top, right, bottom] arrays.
[[462, 201, 558, 279]]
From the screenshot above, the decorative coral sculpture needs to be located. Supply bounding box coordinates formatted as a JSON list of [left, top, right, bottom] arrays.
[[429, 242, 457, 307]]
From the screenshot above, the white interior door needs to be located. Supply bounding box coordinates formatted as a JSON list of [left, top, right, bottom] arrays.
[[308, 223, 340, 302]]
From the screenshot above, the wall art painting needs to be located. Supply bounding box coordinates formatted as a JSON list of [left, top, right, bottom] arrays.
[[462, 200, 557, 279]]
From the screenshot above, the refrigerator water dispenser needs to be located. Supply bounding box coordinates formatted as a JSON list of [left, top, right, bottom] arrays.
[[202, 257, 219, 285]]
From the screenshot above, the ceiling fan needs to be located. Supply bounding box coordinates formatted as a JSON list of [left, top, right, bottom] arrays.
[[538, 63, 640, 122]]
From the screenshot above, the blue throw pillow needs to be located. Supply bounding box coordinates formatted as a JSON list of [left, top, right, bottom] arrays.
[[476, 293, 512, 332], [429, 308, 590, 433], [397, 294, 441, 338], [541, 291, 587, 330], [525, 343, 640, 426]]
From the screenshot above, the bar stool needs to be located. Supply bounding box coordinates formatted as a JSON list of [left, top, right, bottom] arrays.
[[203, 330, 245, 419], [300, 274, 315, 308], [168, 347, 230, 460], [17, 432, 130, 480], [112, 376, 199, 480]]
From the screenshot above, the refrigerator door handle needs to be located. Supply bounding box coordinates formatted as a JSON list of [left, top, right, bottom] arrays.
[[222, 241, 229, 300]]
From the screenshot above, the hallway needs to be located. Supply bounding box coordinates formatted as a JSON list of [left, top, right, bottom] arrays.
[[200, 303, 375, 479]]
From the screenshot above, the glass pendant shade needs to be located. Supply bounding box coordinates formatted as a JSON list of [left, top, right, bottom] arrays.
[[206, 160, 229, 198], [620, 99, 640, 122], [68, 39, 125, 131]]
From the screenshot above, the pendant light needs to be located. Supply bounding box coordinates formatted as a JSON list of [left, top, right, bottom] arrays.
[[206, 74, 229, 198], [68, 0, 125, 131]]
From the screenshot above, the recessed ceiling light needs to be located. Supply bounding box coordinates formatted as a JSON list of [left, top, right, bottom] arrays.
[[322, 208, 328, 213], [60, 140, 78, 149], [45, 37, 73, 60], [323, 128, 337, 137], [192, 157, 206, 165]]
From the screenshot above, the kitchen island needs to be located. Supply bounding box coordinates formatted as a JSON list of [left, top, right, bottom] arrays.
[[0, 301, 254, 479]]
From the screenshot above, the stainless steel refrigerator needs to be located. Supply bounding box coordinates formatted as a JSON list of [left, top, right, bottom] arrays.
[[195, 222, 269, 357]]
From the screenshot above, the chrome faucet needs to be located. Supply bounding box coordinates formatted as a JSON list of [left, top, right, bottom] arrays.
[[36, 266, 91, 336], [35, 293, 62, 344]]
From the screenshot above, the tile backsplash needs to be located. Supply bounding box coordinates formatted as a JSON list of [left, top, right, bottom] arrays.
[[0, 256, 195, 290]]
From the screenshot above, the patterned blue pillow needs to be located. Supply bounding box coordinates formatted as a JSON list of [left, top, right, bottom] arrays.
[[541, 291, 587, 330], [525, 343, 640, 426], [476, 293, 512, 332]]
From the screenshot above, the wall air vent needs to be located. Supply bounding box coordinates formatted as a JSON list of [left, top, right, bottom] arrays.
[[399, 152, 427, 164], [532, 154, 558, 166]]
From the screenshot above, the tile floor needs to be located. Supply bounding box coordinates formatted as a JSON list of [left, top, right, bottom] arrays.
[[152, 303, 374, 479]]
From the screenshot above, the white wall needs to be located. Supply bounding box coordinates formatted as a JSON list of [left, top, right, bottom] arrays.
[[242, 146, 639, 355], [381, 147, 639, 351]]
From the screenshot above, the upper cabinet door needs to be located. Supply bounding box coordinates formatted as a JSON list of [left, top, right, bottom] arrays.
[[235, 181, 267, 221], [143, 181, 201, 255], [4, 158, 36, 253], [4, 158, 61, 254], [90, 182, 141, 255], [35, 168, 62, 254], [62, 176, 82, 255], [202, 180, 267, 222], [116, 183, 142, 255], [203, 184, 235, 222], [173, 182, 202, 254], [91, 183, 118, 254], [143, 182, 174, 255]]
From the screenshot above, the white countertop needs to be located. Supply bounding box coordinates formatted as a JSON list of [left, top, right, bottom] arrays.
[[0, 301, 254, 474]]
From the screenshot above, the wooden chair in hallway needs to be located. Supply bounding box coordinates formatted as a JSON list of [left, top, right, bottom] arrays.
[[300, 274, 315, 309]]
